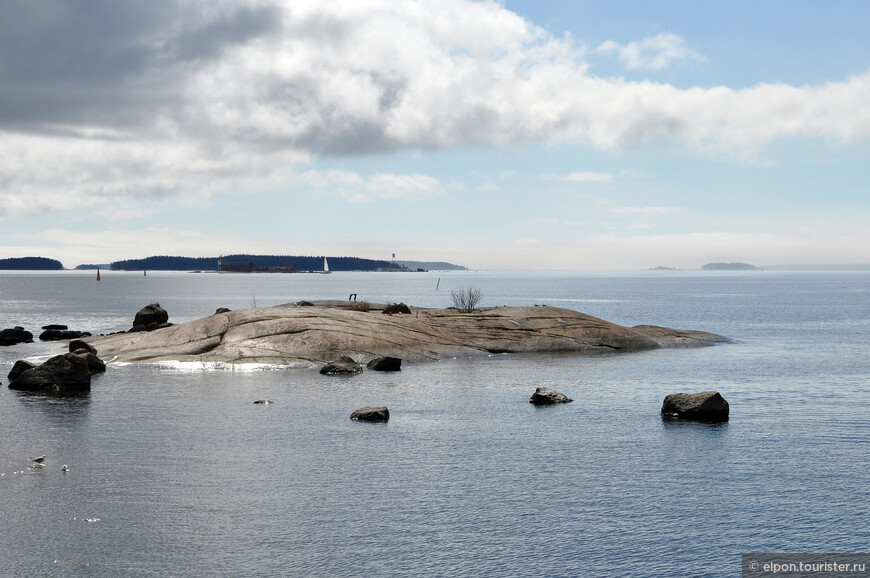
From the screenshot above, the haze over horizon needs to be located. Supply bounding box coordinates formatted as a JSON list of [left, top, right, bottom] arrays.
[[2, 0, 869, 271]]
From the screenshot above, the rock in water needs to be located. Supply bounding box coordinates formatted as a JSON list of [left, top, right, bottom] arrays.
[[39, 329, 90, 341], [661, 391, 729, 421], [319, 356, 364, 375], [134, 303, 169, 327], [367, 357, 402, 372], [7, 353, 92, 394], [529, 387, 573, 405], [72, 351, 107, 374], [0, 327, 34, 346], [7, 359, 36, 381], [350, 406, 390, 422]]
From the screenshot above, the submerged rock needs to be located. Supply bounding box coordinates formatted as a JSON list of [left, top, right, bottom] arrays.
[[351, 406, 390, 422], [661, 391, 729, 422], [8, 353, 92, 394], [529, 387, 573, 405], [320, 356, 364, 375], [252, 399, 273, 405], [367, 356, 402, 372]]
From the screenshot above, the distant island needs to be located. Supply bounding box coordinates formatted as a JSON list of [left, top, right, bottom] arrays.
[[701, 262, 759, 271], [0, 257, 64, 270], [89, 255, 466, 272], [396, 260, 467, 271]]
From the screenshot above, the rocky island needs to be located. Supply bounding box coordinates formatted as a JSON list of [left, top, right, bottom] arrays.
[[87, 301, 730, 367]]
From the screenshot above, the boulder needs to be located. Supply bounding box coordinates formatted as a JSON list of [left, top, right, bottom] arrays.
[[297, 301, 315, 307], [39, 329, 90, 341], [7, 353, 92, 394], [0, 327, 33, 346], [42, 324, 68, 330], [382, 303, 412, 315], [661, 391, 729, 422], [7, 360, 36, 381], [73, 350, 106, 374], [133, 303, 169, 327], [529, 387, 573, 405], [350, 406, 390, 422], [215, 308, 231, 314], [69, 340, 97, 355], [367, 356, 402, 372], [319, 356, 364, 375]]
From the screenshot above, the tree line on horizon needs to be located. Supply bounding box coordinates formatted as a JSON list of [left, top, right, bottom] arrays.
[[0, 257, 64, 270], [107, 254, 406, 272]]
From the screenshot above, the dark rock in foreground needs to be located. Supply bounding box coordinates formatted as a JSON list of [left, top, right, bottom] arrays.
[[367, 356, 402, 372], [215, 307, 232, 314], [320, 356, 364, 375], [351, 406, 390, 422], [8, 353, 92, 394], [74, 351, 106, 374], [529, 387, 573, 405], [8, 360, 36, 381], [0, 327, 33, 346], [134, 303, 169, 328], [661, 391, 729, 422]]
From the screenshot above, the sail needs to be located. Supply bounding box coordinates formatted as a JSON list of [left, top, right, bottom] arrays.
[[323, 257, 329, 273]]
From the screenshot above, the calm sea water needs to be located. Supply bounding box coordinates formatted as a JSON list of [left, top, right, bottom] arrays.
[[0, 270, 868, 577]]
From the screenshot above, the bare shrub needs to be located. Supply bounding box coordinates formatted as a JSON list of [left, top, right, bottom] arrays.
[[349, 301, 371, 312], [451, 287, 483, 313]]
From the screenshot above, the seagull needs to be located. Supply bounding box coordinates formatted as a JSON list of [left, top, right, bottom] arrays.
[[31, 456, 46, 464]]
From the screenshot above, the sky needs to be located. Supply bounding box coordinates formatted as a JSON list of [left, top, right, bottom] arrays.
[[2, 0, 869, 270]]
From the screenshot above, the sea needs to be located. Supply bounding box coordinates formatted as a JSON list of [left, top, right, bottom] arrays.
[[0, 269, 867, 577]]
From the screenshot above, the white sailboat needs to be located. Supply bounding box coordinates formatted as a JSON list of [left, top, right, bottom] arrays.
[[321, 257, 331, 274]]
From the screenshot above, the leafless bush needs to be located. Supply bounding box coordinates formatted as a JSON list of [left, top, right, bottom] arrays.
[[451, 287, 483, 313], [349, 301, 371, 312]]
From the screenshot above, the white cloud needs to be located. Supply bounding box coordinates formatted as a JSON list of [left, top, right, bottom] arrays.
[[544, 171, 613, 183], [1, 1, 869, 221], [296, 170, 442, 203], [596, 33, 704, 70], [606, 206, 684, 214]]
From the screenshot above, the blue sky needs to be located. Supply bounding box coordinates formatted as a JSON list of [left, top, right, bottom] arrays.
[[1, 0, 869, 270]]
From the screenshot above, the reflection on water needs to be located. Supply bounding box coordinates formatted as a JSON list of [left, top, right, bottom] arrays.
[[0, 271, 868, 576]]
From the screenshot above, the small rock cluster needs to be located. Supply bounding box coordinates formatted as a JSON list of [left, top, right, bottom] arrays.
[[319, 356, 402, 375], [6, 340, 106, 395], [0, 324, 93, 346]]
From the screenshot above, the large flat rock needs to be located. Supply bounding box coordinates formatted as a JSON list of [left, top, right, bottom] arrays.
[[87, 302, 730, 366]]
